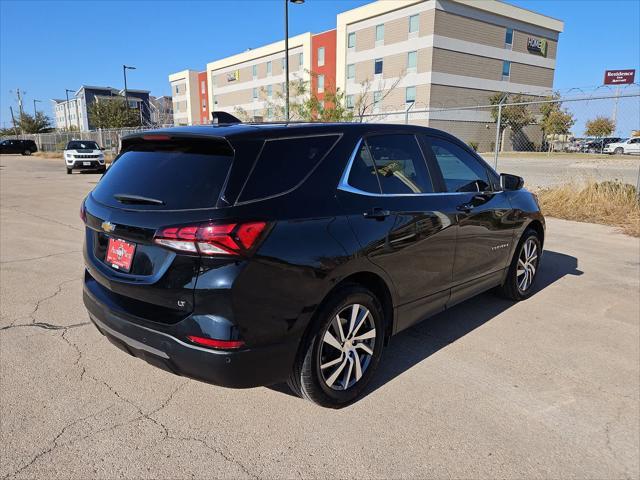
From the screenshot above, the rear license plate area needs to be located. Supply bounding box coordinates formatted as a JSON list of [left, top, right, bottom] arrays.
[[105, 237, 136, 272]]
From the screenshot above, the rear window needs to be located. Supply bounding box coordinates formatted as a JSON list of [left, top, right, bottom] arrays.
[[91, 139, 233, 210], [237, 135, 340, 203]]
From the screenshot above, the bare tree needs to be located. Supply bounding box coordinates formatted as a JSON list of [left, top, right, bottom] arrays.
[[353, 72, 406, 123]]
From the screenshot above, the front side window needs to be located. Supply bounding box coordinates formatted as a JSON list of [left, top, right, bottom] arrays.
[[347, 63, 355, 80], [375, 24, 384, 42], [374, 58, 383, 75], [317, 47, 325, 66], [238, 135, 340, 203], [409, 14, 419, 33], [347, 135, 433, 194], [426, 137, 492, 192], [348, 32, 356, 48]]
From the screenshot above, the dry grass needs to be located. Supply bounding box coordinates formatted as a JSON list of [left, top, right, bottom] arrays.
[[536, 180, 640, 237]]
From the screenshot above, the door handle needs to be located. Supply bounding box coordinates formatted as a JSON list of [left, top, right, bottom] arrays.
[[363, 208, 391, 220], [456, 202, 474, 213]]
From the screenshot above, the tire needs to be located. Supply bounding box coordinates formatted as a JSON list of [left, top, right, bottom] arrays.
[[497, 228, 541, 301], [66, 168, 72, 175], [615, 147, 624, 155], [22, 149, 32, 156], [287, 285, 385, 408]]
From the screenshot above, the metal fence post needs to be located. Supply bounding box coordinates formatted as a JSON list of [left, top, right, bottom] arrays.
[[636, 164, 640, 200], [493, 101, 502, 170]]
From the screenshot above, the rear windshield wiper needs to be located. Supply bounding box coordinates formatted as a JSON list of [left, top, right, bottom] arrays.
[[113, 193, 165, 206]]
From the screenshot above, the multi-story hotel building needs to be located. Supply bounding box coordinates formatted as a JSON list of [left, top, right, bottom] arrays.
[[337, 0, 563, 148], [168, 0, 563, 148]]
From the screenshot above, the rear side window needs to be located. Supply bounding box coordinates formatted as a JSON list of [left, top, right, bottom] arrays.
[[237, 135, 339, 203], [92, 139, 233, 210], [347, 134, 433, 194]]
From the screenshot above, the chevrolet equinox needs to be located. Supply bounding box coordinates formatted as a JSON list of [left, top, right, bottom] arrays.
[[82, 123, 544, 408]]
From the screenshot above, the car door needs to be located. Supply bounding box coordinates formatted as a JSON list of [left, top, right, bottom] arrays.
[[627, 138, 640, 154], [336, 132, 457, 332], [421, 134, 516, 302]]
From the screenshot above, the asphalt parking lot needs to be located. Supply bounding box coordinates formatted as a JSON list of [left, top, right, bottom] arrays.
[[1, 154, 638, 479]]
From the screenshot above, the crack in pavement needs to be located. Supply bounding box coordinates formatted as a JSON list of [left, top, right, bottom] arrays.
[[3, 277, 79, 329], [1, 405, 116, 479], [0, 321, 89, 332], [3, 206, 83, 232], [0, 250, 81, 265]]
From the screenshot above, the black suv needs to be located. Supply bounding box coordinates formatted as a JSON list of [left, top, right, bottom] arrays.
[[0, 139, 38, 155], [82, 123, 544, 407]]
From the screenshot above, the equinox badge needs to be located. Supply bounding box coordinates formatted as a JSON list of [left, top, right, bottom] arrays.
[[101, 221, 116, 233]]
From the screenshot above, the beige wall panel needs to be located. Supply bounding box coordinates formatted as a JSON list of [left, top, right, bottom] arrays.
[[434, 10, 504, 48], [432, 48, 502, 81], [509, 63, 554, 87], [355, 25, 375, 52], [384, 16, 409, 46]]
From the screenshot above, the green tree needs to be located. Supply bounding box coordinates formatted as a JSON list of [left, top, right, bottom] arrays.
[[541, 109, 575, 152], [585, 116, 615, 138], [88, 97, 140, 129], [490, 93, 536, 150], [17, 112, 53, 133]]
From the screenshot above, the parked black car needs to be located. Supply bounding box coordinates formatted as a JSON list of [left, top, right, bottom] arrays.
[[0, 139, 37, 155], [581, 137, 622, 153], [82, 123, 545, 407]]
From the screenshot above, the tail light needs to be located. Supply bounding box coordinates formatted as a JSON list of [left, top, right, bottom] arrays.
[[187, 335, 245, 350], [154, 221, 267, 256], [80, 199, 87, 223]]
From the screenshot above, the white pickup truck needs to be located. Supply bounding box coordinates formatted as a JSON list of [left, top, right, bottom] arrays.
[[603, 137, 640, 155]]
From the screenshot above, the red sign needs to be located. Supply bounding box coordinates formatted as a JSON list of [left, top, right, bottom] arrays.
[[604, 69, 635, 85], [106, 238, 136, 272]]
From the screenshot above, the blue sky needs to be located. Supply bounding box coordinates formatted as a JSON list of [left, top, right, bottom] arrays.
[[1, 0, 639, 130]]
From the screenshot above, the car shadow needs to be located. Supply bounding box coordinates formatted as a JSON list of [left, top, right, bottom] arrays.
[[267, 249, 582, 401]]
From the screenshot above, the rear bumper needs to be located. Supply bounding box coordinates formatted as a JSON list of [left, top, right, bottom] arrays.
[[83, 277, 298, 388]]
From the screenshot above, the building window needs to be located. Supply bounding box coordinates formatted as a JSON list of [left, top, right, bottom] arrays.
[[505, 28, 514, 49], [375, 24, 384, 44], [502, 60, 511, 80], [373, 91, 382, 112], [299, 52, 303, 68], [252, 64, 258, 79], [409, 14, 419, 34], [317, 47, 325, 67], [253, 87, 258, 100], [212, 95, 217, 105], [201, 80, 206, 94], [374, 58, 383, 75], [202, 99, 206, 111], [348, 32, 356, 48], [317, 74, 325, 93], [212, 75, 217, 87], [347, 63, 355, 81], [407, 51, 417, 71], [282, 57, 286, 70], [267, 61, 272, 76], [346, 94, 355, 109], [267, 85, 272, 97], [405, 86, 416, 103], [267, 107, 273, 119]]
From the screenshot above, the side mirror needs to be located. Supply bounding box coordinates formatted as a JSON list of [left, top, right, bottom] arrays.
[[500, 173, 524, 191], [100, 147, 105, 151]]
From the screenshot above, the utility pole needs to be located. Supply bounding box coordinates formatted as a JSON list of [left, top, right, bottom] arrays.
[[9, 106, 18, 137]]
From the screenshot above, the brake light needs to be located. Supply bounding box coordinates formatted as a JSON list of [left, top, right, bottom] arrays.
[[154, 221, 267, 256], [142, 134, 171, 141], [187, 335, 245, 349], [80, 199, 87, 223]]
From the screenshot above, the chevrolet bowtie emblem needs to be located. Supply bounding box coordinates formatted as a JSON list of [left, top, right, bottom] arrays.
[[101, 221, 116, 233]]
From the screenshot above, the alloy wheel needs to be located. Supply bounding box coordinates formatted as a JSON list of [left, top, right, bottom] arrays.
[[319, 303, 376, 391], [517, 238, 538, 292]]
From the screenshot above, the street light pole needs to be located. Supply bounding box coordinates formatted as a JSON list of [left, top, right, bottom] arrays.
[[123, 65, 136, 110], [65, 89, 71, 130], [33, 99, 41, 116], [66, 89, 76, 131], [284, 0, 304, 122]]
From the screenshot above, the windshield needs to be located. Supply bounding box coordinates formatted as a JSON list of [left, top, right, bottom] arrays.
[[67, 141, 99, 150]]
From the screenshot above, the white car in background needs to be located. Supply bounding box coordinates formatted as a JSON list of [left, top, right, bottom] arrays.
[[603, 137, 640, 155], [64, 140, 106, 174]]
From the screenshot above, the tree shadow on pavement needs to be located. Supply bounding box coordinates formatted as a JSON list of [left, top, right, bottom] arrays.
[[268, 249, 582, 401]]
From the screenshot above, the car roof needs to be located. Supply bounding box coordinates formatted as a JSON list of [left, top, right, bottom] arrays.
[[122, 122, 458, 142]]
